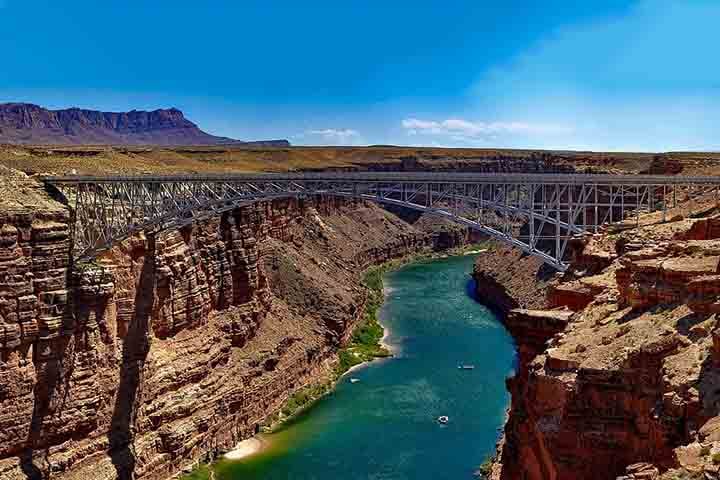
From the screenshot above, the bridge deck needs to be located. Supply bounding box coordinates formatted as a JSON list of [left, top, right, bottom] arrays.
[[41, 172, 720, 270], [41, 172, 720, 185]]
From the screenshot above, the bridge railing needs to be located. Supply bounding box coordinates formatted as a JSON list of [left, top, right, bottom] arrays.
[[42, 173, 720, 270]]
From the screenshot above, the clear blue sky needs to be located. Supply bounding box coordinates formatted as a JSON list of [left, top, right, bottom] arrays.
[[1, 0, 718, 151]]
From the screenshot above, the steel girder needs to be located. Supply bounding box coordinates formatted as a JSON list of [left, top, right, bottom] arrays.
[[42, 173, 720, 271]]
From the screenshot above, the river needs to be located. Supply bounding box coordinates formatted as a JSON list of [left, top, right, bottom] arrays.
[[212, 254, 515, 479]]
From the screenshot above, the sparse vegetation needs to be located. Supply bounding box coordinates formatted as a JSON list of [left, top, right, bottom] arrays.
[[179, 464, 213, 480], [73, 259, 106, 273], [261, 262, 401, 432], [475, 456, 494, 478], [280, 382, 333, 418], [7, 144, 718, 178], [334, 265, 392, 375], [663, 469, 704, 480]]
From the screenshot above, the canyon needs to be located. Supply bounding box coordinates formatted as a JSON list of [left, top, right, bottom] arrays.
[[2, 146, 720, 480], [2, 2, 716, 477], [0, 167, 472, 480]]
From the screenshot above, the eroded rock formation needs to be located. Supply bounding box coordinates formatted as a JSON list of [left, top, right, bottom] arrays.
[[474, 202, 720, 479], [0, 179, 470, 480]]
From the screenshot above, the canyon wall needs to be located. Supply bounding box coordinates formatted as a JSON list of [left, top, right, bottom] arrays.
[[474, 202, 720, 479], [0, 178, 471, 480]]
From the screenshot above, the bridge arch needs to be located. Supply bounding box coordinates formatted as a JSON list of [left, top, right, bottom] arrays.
[[42, 172, 719, 271]]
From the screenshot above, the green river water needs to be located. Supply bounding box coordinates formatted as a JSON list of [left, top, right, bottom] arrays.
[[212, 254, 515, 479]]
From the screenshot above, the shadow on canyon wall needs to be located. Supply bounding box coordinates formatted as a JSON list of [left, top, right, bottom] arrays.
[[20, 333, 78, 480], [108, 235, 156, 480], [20, 245, 80, 480]]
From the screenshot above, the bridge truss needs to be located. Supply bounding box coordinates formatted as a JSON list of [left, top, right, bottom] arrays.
[[42, 173, 720, 270]]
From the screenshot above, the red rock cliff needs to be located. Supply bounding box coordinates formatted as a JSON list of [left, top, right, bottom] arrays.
[[0, 176, 470, 480], [474, 202, 720, 480]]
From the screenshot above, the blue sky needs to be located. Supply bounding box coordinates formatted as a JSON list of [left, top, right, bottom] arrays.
[[1, 0, 718, 151]]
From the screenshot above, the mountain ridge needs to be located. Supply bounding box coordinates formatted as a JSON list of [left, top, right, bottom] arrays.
[[0, 102, 289, 147]]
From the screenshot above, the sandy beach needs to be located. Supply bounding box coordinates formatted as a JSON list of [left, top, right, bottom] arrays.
[[224, 437, 267, 460]]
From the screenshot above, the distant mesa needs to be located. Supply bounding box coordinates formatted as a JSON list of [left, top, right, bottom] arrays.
[[0, 102, 290, 147]]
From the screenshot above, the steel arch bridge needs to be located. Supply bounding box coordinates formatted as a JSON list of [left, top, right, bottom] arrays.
[[41, 172, 720, 271]]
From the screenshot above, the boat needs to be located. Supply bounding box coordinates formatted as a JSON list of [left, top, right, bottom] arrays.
[[457, 364, 475, 370], [437, 415, 449, 424], [350, 378, 360, 383]]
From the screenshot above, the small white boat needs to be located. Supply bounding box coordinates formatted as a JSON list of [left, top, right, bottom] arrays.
[[437, 415, 449, 424], [458, 364, 475, 370], [350, 378, 360, 383]]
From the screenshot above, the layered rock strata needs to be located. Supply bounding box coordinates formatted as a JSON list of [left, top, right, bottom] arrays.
[[472, 245, 554, 316], [474, 206, 720, 479], [0, 183, 471, 480]]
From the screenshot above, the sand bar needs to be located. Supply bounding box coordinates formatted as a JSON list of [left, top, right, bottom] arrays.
[[225, 437, 266, 460]]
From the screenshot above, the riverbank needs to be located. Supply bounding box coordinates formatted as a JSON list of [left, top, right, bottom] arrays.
[[253, 263, 392, 437], [181, 242, 494, 479], [257, 241, 492, 435], [200, 252, 513, 480], [180, 265, 395, 478], [180, 241, 491, 480]]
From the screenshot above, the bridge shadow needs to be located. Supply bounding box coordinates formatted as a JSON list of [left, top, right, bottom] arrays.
[[108, 234, 156, 480]]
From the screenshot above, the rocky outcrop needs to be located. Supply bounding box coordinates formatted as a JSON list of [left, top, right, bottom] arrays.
[[472, 245, 555, 315], [617, 463, 660, 479], [0, 185, 470, 480], [0, 103, 290, 146], [616, 240, 720, 311], [474, 209, 720, 479], [641, 154, 684, 175], [676, 216, 720, 241], [504, 309, 573, 363]]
